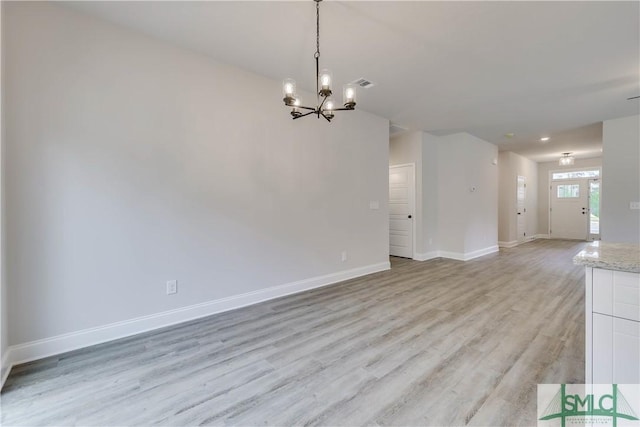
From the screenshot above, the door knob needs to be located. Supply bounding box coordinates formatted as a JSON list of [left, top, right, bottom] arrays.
[[408, 215, 412, 219], [517, 212, 521, 215]]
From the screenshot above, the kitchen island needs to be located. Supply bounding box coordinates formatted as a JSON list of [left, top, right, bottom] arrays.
[[574, 241, 640, 384]]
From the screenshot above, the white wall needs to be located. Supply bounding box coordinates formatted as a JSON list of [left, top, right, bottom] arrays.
[[389, 131, 441, 258], [602, 115, 640, 243], [389, 131, 496, 261], [0, 0, 8, 387], [4, 2, 389, 359], [537, 157, 602, 236], [420, 132, 439, 255], [498, 152, 514, 244], [498, 151, 538, 246], [437, 133, 498, 259]]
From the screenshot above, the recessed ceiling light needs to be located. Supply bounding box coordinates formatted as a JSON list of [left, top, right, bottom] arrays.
[[540, 137, 550, 142], [504, 133, 515, 138]]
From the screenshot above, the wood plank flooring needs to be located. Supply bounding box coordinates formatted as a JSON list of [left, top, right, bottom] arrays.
[[1, 239, 587, 426]]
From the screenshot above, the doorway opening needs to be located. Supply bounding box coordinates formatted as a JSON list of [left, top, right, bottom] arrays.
[[389, 164, 415, 259], [549, 168, 601, 241]]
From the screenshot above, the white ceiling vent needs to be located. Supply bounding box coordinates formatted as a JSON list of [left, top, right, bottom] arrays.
[[352, 78, 375, 89]]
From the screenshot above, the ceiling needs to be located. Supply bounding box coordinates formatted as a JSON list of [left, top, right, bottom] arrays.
[[63, 1, 639, 162]]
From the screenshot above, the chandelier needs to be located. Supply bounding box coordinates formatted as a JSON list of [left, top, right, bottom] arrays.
[[282, 0, 356, 122], [559, 152, 575, 166]]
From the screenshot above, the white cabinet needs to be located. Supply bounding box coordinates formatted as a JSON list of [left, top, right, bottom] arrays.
[[586, 267, 640, 384], [613, 317, 640, 383], [592, 313, 613, 382]]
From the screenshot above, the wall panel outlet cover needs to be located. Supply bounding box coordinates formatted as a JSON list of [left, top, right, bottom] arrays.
[[369, 201, 379, 210], [166, 280, 178, 295], [630, 202, 640, 210]]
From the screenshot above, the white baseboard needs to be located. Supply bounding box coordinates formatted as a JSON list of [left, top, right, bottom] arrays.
[[413, 251, 439, 261], [536, 234, 550, 239], [2, 261, 390, 384], [414, 246, 499, 262], [431, 245, 499, 262], [436, 250, 465, 261], [499, 236, 539, 248], [465, 245, 499, 260], [1, 351, 10, 390]]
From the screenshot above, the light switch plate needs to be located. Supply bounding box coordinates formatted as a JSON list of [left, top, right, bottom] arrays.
[[630, 202, 640, 210], [166, 280, 178, 295], [369, 201, 379, 210]]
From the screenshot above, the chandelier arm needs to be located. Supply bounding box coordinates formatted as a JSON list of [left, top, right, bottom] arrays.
[[292, 111, 317, 120], [318, 95, 328, 110], [320, 112, 332, 122], [296, 105, 316, 111]]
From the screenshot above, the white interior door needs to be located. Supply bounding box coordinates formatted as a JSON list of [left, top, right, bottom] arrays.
[[516, 176, 526, 243], [550, 179, 589, 240], [389, 165, 414, 258]]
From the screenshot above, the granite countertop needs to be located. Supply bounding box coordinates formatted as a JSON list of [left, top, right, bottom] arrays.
[[573, 241, 640, 273]]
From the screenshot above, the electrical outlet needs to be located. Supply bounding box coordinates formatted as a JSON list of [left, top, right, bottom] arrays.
[[341, 251, 347, 262], [630, 202, 640, 210], [166, 280, 177, 295]]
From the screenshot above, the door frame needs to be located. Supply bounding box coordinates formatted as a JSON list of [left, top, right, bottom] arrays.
[[389, 163, 416, 260], [588, 178, 601, 241], [516, 175, 526, 243], [550, 178, 589, 240], [548, 167, 602, 241]]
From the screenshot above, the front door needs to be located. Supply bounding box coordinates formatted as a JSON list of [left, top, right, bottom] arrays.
[[550, 179, 589, 240], [389, 165, 414, 258]]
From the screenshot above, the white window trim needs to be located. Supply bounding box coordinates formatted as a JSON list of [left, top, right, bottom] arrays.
[[550, 167, 601, 181]]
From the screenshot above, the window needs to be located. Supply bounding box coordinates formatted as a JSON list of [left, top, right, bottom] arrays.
[[590, 181, 600, 235], [557, 184, 580, 198], [552, 170, 600, 180]]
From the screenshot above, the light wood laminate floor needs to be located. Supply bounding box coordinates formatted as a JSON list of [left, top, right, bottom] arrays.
[[1, 239, 586, 426]]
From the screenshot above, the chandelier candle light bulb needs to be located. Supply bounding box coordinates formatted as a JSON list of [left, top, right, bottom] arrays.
[[324, 97, 335, 119], [319, 69, 332, 95], [282, 78, 296, 105], [343, 84, 356, 108]]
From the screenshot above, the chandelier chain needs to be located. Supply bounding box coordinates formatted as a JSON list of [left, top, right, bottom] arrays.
[[315, 0, 320, 105], [315, 0, 320, 59]]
